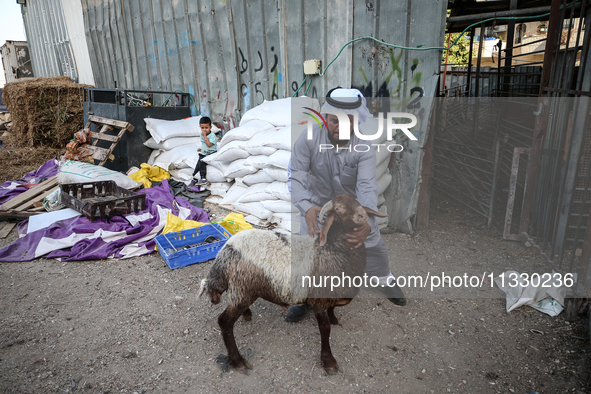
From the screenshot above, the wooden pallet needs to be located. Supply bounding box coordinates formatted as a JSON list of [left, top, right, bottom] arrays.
[[0, 116, 133, 222], [83, 115, 134, 166], [0, 176, 58, 220]]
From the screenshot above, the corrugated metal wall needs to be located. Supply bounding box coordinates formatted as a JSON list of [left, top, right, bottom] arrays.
[[80, 0, 446, 122], [21, 0, 447, 229], [21, 0, 80, 82], [79, 0, 446, 228], [61, 0, 96, 85]]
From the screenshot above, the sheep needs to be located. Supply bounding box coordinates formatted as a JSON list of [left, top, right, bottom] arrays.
[[198, 194, 386, 374]]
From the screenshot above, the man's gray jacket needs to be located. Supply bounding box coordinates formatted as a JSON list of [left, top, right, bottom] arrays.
[[290, 123, 382, 248]]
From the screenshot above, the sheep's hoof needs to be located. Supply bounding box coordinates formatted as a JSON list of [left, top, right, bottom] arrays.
[[322, 358, 338, 375], [329, 316, 339, 325], [232, 360, 252, 374], [323, 365, 338, 375], [242, 308, 252, 322]]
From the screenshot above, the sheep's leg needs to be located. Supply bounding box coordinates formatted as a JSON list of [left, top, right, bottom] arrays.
[[242, 308, 252, 322], [327, 307, 339, 325], [313, 308, 338, 374], [218, 306, 252, 370]]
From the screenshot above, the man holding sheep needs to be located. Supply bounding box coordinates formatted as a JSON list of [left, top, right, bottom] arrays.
[[287, 87, 406, 322]]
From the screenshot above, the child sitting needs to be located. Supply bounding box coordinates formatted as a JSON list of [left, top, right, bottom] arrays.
[[192, 116, 217, 185]]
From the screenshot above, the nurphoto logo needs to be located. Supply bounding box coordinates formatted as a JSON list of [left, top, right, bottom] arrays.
[[303, 107, 418, 153]]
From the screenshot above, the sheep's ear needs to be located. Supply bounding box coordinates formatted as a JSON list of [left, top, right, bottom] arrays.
[[363, 206, 387, 218], [319, 213, 335, 246]]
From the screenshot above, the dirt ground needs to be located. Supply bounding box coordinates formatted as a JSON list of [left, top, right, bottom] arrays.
[[0, 185, 590, 393], [0, 133, 63, 183]]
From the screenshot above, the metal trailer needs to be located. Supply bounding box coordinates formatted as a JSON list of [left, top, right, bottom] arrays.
[[0, 41, 34, 84], [83, 88, 192, 172]]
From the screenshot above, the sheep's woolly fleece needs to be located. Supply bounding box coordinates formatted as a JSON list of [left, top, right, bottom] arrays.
[[223, 229, 316, 304]]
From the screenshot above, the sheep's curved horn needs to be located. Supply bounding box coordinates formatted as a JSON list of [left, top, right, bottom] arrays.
[[318, 200, 334, 223]]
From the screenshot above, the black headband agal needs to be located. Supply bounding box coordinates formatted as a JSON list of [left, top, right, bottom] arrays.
[[325, 87, 362, 109]]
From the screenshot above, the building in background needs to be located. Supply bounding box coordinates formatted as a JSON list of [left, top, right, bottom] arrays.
[[1, 40, 34, 85]]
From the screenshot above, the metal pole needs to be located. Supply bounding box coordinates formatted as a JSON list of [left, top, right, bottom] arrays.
[[503, 0, 519, 96], [475, 24, 485, 97], [487, 135, 503, 228], [497, 39, 502, 95], [442, 33, 453, 96], [520, 0, 562, 235], [466, 29, 475, 95], [446, 6, 551, 23]]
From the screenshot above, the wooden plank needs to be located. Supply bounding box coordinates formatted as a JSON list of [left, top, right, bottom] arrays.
[[0, 222, 16, 238], [91, 150, 109, 161], [415, 101, 437, 230], [0, 211, 42, 221], [14, 185, 59, 212], [85, 145, 108, 155], [91, 124, 112, 147], [88, 115, 131, 130], [90, 132, 119, 142], [0, 176, 58, 210]]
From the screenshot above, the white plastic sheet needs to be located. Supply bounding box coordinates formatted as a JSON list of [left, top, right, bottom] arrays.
[[495, 270, 568, 317]]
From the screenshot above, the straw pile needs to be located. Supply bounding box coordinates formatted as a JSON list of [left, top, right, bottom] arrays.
[[2, 77, 92, 148]]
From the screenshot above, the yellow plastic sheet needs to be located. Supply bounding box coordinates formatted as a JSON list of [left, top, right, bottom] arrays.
[[161, 212, 253, 238], [217, 212, 253, 234], [162, 212, 207, 235], [156, 212, 252, 251], [129, 163, 170, 188]]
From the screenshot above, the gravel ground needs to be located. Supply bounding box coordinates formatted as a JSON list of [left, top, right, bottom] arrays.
[[0, 192, 589, 393]]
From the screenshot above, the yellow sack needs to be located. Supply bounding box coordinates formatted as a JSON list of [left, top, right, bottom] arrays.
[[218, 212, 253, 234], [129, 163, 170, 188]]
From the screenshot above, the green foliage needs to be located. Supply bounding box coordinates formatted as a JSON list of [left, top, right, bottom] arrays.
[[443, 33, 471, 65]]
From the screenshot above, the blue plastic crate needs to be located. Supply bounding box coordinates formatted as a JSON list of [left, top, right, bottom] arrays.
[[155, 223, 231, 269]]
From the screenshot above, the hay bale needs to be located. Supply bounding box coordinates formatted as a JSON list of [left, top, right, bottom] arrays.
[[2, 77, 93, 148]]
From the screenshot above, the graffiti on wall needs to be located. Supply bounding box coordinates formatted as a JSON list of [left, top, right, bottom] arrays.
[[354, 48, 426, 144], [237, 45, 283, 113], [149, 31, 197, 62]]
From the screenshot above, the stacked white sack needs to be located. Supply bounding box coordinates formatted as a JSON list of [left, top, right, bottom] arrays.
[[204, 97, 319, 230], [202, 100, 397, 232], [144, 116, 220, 183], [363, 116, 398, 228]]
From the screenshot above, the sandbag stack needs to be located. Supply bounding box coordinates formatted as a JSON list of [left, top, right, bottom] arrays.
[[363, 116, 396, 229], [204, 97, 317, 232], [144, 116, 221, 183], [141, 99, 397, 233]]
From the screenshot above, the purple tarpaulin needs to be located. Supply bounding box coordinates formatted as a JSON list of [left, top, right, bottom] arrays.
[[0, 180, 209, 262], [0, 159, 60, 205]]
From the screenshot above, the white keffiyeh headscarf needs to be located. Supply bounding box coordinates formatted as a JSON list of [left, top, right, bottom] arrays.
[[320, 88, 372, 124]]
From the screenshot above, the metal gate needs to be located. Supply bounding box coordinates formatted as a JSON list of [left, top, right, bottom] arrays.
[[520, 0, 591, 294]]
